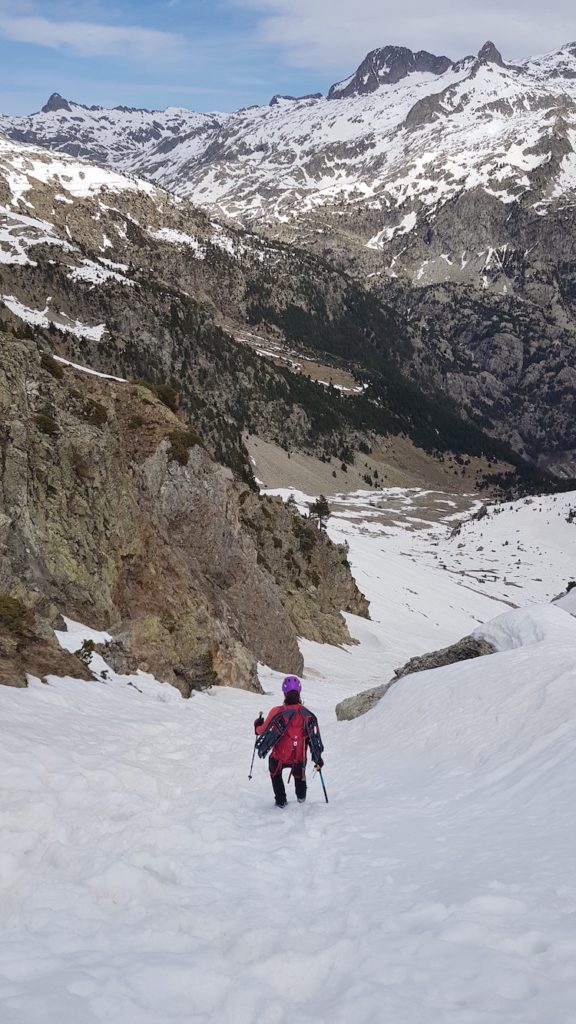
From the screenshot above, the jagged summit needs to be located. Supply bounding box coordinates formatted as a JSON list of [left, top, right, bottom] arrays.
[[477, 40, 505, 66], [327, 45, 453, 99], [41, 93, 72, 114]]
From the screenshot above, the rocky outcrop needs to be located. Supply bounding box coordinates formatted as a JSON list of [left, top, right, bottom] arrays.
[[393, 635, 495, 679], [335, 681, 394, 721], [0, 335, 368, 692], [41, 93, 73, 114], [328, 46, 452, 99], [0, 596, 92, 687], [404, 92, 446, 128], [269, 94, 322, 106], [476, 41, 505, 67], [239, 494, 369, 645], [335, 634, 495, 720]]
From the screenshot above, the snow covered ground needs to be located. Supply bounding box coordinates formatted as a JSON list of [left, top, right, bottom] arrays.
[[1, 487, 576, 1023]]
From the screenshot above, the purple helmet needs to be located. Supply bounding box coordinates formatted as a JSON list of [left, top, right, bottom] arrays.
[[282, 675, 302, 695]]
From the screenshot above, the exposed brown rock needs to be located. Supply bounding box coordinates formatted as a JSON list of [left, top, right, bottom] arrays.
[[0, 596, 92, 686], [0, 336, 368, 694], [0, 639, 93, 687]]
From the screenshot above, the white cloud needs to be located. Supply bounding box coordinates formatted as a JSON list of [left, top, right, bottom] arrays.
[[234, 0, 576, 72], [0, 14, 184, 59]]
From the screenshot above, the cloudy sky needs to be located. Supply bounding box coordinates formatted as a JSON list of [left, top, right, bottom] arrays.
[[1, 0, 574, 115]]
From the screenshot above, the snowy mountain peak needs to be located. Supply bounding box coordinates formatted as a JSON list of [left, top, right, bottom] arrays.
[[327, 45, 453, 99], [41, 92, 72, 114]]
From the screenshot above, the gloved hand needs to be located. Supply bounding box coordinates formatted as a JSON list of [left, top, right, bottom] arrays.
[[315, 757, 324, 769], [254, 713, 264, 733]]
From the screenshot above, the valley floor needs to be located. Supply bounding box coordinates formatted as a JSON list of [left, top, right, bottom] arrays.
[[246, 435, 505, 495], [1, 488, 576, 1023]]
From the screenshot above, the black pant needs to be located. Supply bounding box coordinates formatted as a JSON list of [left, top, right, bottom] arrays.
[[269, 757, 306, 805]]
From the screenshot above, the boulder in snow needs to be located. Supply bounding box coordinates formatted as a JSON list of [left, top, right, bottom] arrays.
[[336, 634, 495, 720]]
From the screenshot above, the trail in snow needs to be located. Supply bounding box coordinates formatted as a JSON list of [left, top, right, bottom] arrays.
[[1, 487, 576, 1023]]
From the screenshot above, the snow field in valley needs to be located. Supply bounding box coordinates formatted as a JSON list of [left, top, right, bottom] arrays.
[[1, 488, 576, 1023]]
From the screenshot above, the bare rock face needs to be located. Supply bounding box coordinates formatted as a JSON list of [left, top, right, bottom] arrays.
[[269, 93, 322, 106], [328, 46, 452, 99], [239, 493, 369, 646], [477, 41, 505, 66], [41, 93, 73, 114], [335, 634, 495, 720], [0, 336, 367, 693]]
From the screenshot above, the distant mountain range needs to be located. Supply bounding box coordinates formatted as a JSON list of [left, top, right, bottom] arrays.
[[1, 40, 576, 477], [3, 39, 576, 245]]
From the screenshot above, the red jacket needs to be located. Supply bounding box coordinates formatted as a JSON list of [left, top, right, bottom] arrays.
[[256, 704, 310, 765]]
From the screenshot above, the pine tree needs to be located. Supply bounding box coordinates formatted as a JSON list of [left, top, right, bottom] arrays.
[[308, 494, 330, 530]]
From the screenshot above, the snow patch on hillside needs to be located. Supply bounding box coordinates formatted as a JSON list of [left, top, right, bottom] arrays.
[[68, 258, 134, 287], [148, 227, 206, 258], [1, 294, 106, 341], [0, 136, 158, 203], [0, 206, 75, 265], [52, 356, 127, 382], [475, 602, 576, 650]]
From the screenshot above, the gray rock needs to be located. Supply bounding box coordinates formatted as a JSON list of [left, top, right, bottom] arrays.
[[393, 635, 496, 679], [328, 46, 452, 99], [335, 634, 495, 720], [335, 681, 395, 720]]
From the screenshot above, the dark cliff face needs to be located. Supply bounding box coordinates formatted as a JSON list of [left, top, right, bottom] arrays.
[[476, 40, 505, 66], [41, 93, 73, 113], [328, 45, 452, 99]]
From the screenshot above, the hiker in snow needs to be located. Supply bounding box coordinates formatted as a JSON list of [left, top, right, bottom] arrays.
[[253, 675, 324, 807]]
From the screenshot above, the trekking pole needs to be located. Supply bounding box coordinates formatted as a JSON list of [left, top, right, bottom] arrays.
[[315, 766, 329, 803], [249, 712, 264, 780], [248, 741, 258, 780]]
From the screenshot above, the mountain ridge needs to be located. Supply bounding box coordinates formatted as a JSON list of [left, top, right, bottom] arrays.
[[19, 38, 572, 116], [4, 38, 575, 240], [2, 44, 576, 477]]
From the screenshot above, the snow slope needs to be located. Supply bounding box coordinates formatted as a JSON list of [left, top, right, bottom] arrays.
[[1, 488, 576, 1023]]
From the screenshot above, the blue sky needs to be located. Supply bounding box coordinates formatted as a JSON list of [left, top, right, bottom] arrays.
[[1, 0, 574, 115]]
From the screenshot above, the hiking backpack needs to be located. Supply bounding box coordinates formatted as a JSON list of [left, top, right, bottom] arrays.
[[255, 706, 324, 763]]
